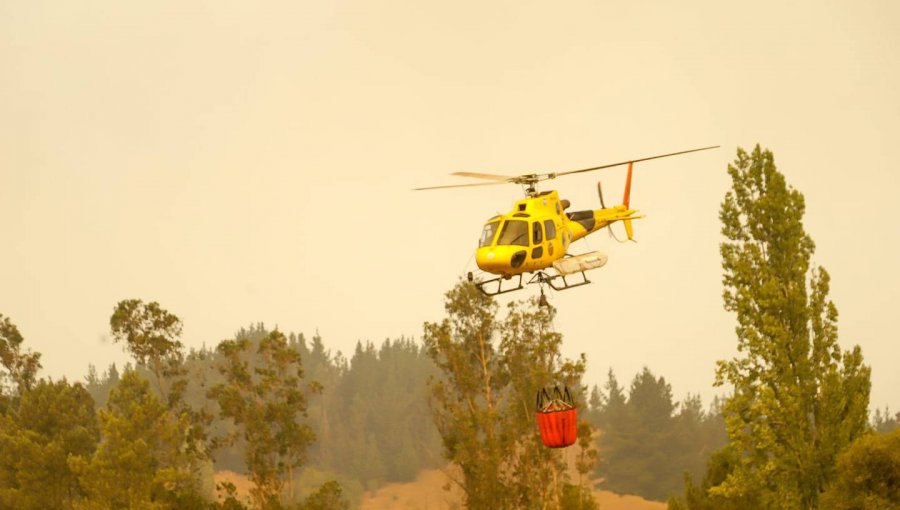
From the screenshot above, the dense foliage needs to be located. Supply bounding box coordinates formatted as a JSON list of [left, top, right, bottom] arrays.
[[669, 145, 874, 510], [2, 157, 890, 509], [423, 281, 597, 510], [820, 429, 900, 509], [588, 368, 727, 502]]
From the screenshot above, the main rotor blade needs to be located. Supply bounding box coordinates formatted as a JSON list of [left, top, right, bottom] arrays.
[[413, 180, 510, 191], [553, 145, 720, 178], [451, 171, 515, 181]]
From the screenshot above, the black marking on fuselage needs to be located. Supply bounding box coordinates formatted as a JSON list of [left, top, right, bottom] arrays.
[[567, 210, 595, 232], [511, 250, 527, 268]]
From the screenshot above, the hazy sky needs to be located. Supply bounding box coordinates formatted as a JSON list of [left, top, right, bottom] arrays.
[[2, 1, 898, 411]]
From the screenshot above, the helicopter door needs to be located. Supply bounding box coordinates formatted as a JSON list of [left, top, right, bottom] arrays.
[[543, 219, 557, 257], [531, 221, 544, 259]]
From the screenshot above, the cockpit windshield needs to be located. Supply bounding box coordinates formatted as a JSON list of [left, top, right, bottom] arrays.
[[479, 221, 500, 248], [496, 220, 529, 246]]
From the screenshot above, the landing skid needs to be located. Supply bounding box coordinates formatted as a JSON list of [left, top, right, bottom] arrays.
[[468, 272, 524, 296], [468, 269, 591, 297], [527, 270, 591, 291]]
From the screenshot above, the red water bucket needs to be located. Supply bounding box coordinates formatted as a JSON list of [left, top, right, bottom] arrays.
[[535, 386, 578, 448]]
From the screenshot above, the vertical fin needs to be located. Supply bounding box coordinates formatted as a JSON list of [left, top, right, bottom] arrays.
[[623, 161, 633, 208], [623, 162, 634, 240]]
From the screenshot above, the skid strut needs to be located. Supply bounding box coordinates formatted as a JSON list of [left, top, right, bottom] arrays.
[[469, 269, 591, 298], [469, 272, 524, 296]]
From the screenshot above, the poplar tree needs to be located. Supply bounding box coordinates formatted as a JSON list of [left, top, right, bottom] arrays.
[[713, 145, 870, 508]]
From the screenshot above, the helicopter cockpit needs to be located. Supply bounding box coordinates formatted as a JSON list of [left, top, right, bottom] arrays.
[[479, 218, 534, 248], [478, 220, 500, 248]]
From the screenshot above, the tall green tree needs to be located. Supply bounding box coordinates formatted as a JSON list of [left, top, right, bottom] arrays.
[[424, 282, 505, 510], [107, 300, 210, 502], [110, 300, 185, 405], [423, 281, 596, 510], [713, 145, 870, 508], [209, 330, 322, 509], [0, 313, 41, 397], [69, 370, 205, 509]]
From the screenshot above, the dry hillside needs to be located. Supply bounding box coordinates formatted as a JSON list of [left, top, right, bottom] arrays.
[[358, 468, 666, 510], [215, 468, 666, 510]]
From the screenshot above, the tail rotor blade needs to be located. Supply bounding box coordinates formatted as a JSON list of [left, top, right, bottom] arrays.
[[623, 162, 633, 208]]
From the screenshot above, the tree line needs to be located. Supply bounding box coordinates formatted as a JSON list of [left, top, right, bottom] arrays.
[[3, 144, 898, 509], [1, 296, 734, 509]]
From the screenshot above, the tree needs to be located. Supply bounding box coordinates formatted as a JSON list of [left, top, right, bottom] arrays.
[[713, 145, 870, 508], [69, 370, 205, 509], [83, 362, 121, 409], [424, 282, 505, 509], [109, 299, 185, 405], [820, 429, 900, 509], [667, 447, 759, 510], [209, 330, 321, 509], [595, 368, 702, 501], [423, 281, 596, 510], [0, 379, 99, 509], [0, 313, 41, 397], [109, 299, 210, 504], [298, 481, 349, 510], [871, 407, 900, 434]]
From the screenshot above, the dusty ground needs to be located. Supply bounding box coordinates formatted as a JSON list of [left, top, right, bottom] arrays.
[[215, 468, 666, 510], [357, 468, 666, 510]]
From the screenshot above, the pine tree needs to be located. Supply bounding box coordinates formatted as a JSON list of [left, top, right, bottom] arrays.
[[713, 145, 870, 508], [69, 370, 204, 509], [0, 379, 99, 509], [595, 367, 680, 501]]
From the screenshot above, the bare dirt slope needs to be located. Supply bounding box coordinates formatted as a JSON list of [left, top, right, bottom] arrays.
[[215, 468, 666, 510], [358, 468, 666, 510]]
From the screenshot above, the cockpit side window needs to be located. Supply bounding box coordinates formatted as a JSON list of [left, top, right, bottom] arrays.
[[544, 220, 556, 240], [497, 220, 529, 247], [532, 221, 543, 244], [479, 221, 500, 248]]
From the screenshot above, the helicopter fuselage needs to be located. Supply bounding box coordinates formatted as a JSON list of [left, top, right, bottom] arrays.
[[475, 190, 639, 278]]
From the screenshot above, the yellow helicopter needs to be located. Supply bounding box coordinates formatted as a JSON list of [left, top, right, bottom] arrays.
[[415, 146, 719, 298]]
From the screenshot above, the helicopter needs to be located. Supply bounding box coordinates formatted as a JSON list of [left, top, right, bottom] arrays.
[[414, 146, 719, 299]]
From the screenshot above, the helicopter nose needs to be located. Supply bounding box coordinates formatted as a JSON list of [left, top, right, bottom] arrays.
[[476, 248, 504, 273], [476, 247, 527, 274]]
